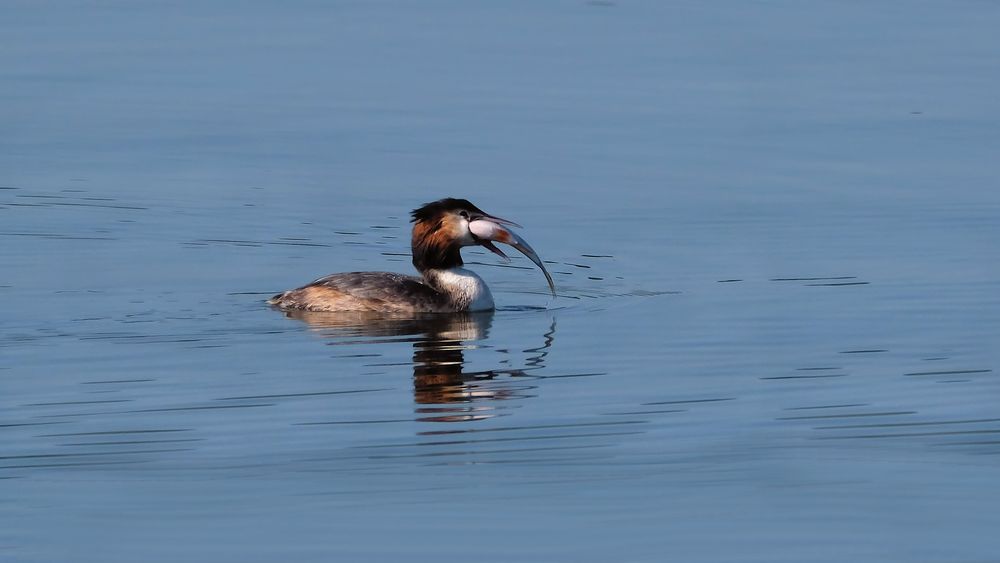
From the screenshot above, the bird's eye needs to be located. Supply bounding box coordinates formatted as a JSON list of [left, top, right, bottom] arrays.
[[459, 210, 469, 219]]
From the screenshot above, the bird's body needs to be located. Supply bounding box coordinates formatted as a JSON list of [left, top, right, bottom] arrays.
[[269, 269, 493, 313], [268, 198, 553, 313]]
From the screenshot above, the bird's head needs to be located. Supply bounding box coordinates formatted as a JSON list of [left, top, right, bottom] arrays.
[[410, 198, 555, 295]]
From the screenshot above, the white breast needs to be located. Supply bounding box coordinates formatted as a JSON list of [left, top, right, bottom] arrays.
[[432, 267, 495, 311]]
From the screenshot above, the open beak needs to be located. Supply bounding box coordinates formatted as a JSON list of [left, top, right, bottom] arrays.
[[469, 217, 556, 296]]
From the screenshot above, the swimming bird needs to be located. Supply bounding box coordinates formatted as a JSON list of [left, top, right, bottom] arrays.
[[268, 198, 555, 313]]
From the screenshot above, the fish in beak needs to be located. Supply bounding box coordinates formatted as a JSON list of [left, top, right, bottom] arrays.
[[468, 215, 556, 296]]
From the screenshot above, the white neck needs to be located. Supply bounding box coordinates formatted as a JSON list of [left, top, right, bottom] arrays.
[[425, 267, 495, 311]]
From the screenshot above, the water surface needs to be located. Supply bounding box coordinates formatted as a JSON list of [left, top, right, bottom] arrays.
[[3, 2, 1000, 562]]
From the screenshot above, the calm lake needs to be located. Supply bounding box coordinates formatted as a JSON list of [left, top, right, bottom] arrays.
[[3, 2, 1000, 562]]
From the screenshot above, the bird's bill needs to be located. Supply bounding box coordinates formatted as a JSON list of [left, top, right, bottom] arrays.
[[469, 219, 556, 296], [477, 213, 522, 229], [479, 240, 510, 262]]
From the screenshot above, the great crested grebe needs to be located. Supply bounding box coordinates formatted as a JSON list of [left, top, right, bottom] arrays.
[[268, 198, 555, 313]]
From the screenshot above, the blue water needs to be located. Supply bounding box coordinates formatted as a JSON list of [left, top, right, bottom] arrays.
[[3, 2, 1000, 561]]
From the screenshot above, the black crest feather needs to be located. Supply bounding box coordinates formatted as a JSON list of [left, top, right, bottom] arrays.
[[411, 198, 485, 223]]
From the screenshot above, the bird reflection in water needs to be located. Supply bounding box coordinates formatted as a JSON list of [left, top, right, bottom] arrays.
[[280, 310, 556, 422]]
